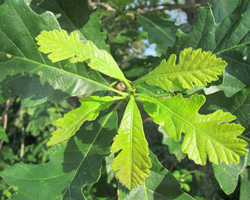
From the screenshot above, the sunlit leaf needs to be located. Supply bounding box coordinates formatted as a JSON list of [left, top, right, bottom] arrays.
[[111, 96, 151, 189], [200, 88, 250, 134], [47, 96, 115, 146], [36, 29, 128, 84], [167, 2, 250, 87], [135, 48, 226, 91], [186, 72, 246, 97], [139, 94, 247, 165], [118, 150, 194, 200]]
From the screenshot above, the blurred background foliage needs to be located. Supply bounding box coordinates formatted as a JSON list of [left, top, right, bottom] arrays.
[[0, 0, 247, 199]]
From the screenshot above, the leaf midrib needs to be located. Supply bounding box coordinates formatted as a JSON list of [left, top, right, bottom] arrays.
[[144, 96, 238, 160], [54, 102, 106, 142], [213, 1, 249, 53], [129, 97, 134, 189], [9, 0, 47, 65], [62, 108, 116, 198], [52, 0, 87, 40], [137, 14, 175, 42], [141, 66, 220, 82], [0, 56, 112, 91], [45, 38, 125, 82], [84, 42, 125, 81]]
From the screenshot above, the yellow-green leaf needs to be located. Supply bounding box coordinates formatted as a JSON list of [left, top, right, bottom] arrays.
[[140, 94, 247, 165], [135, 48, 227, 91], [47, 96, 114, 146], [111, 96, 151, 189], [36, 30, 129, 84]]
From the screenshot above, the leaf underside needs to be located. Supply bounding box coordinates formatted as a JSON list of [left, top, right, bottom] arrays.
[[111, 96, 151, 190], [47, 96, 114, 146], [140, 94, 247, 165], [138, 48, 227, 91]]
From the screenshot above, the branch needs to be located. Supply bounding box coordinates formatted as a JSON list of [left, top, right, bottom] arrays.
[[128, 1, 212, 11], [0, 98, 14, 150], [18, 105, 25, 159], [88, 0, 116, 12]]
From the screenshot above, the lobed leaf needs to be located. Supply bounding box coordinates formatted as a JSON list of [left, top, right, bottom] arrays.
[[167, 2, 250, 87], [199, 88, 250, 133], [139, 94, 248, 165], [111, 96, 151, 190], [29, 1, 110, 51], [47, 96, 115, 146], [135, 48, 227, 91], [36, 29, 128, 84], [0, 110, 118, 200], [36, 29, 85, 63], [186, 72, 246, 98], [0, 0, 111, 106]]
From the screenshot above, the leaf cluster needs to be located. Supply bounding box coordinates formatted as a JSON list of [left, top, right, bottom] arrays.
[[0, 0, 249, 199]]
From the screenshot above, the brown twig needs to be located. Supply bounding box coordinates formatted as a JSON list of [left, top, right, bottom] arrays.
[[143, 117, 153, 123], [88, 0, 116, 12], [18, 105, 25, 158], [0, 98, 15, 150], [128, 1, 212, 11]]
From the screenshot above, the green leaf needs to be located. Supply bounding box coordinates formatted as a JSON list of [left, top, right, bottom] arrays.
[[240, 167, 250, 200], [118, 150, 194, 200], [123, 56, 159, 81], [137, 83, 174, 97], [186, 72, 246, 97], [111, 96, 151, 190], [0, 0, 111, 106], [80, 10, 110, 52], [135, 48, 227, 91], [158, 126, 185, 161], [36, 29, 128, 84], [139, 93, 247, 165], [167, 2, 250, 86], [213, 0, 239, 23], [0, 126, 9, 143], [35, 29, 86, 63], [213, 154, 248, 194], [135, 14, 178, 55], [0, 109, 118, 200], [200, 89, 250, 134], [29, 0, 110, 52], [47, 96, 115, 146], [29, 0, 90, 33]]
